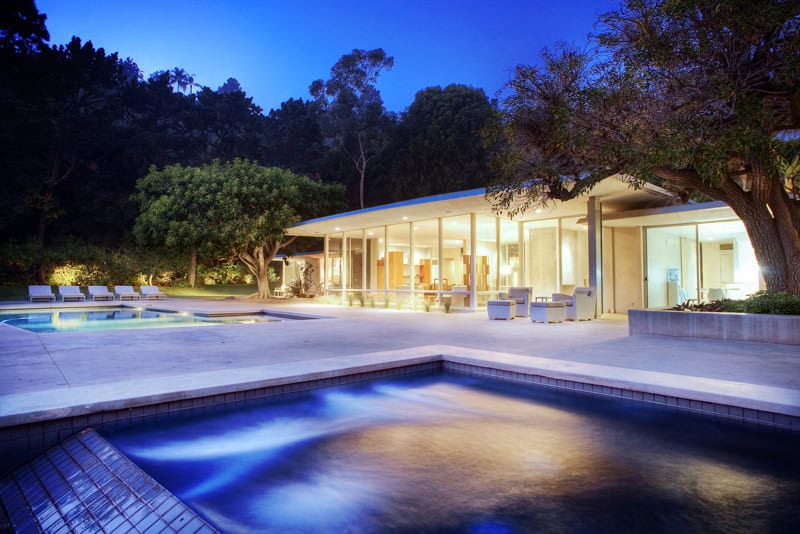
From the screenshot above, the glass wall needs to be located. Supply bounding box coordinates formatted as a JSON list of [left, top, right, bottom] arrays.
[[698, 220, 760, 300], [441, 215, 471, 308], [325, 235, 343, 293], [499, 219, 520, 290], [413, 219, 439, 303], [365, 227, 384, 292], [475, 215, 497, 305], [646, 225, 697, 308], [560, 218, 589, 294], [344, 230, 363, 296], [523, 220, 559, 299]]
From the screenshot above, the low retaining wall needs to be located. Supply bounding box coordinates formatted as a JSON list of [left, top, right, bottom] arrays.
[[628, 309, 800, 345]]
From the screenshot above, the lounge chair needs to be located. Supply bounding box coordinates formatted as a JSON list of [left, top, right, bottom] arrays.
[[58, 285, 86, 302], [27, 285, 56, 302], [551, 287, 596, 321], [499, 287, 532, 317], [140, 285, 167, 300], [88, 286, 114, 301], [114, 285, 140, 301]]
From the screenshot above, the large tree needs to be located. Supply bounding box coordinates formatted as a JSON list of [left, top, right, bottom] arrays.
[[133, 159, 345, 298], [310, 48, 395, 209], [491, 0, 800, 294], [386, 84, 496, 201]]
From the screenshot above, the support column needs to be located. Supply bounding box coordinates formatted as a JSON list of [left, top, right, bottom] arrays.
[[587, 196, 603, 317], [361, 229, 367, 299], [469, 213, 477, 310], [438, 218, 444, 304], [323, 235, 329, 295], [341, 233, 348, 305]]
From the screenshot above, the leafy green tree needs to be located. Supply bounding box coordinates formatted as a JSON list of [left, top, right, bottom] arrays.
[[193, 86, 265, 161], [310, 48, 395, 208], [262, 98, 326, 176], [491, 0, 800, 294], [0, 34, 125, 255], [386, 84, 496, 200], [134, 159, 345, 298]]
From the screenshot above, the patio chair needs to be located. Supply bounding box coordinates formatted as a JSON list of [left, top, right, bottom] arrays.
[[114, 285, 140, 301], [551, 287, 596, 321], [27, 285, 55, 302], [140, 285, 167, 300], [499, 287, 532, 317], [58, 285, 86, 302], [88, 286, 114, 301]]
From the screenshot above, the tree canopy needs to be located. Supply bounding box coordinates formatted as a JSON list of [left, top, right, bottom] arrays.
[[133, 159, 345, 297], [491, 0, 800, 294], [311, 48, 395, 208]]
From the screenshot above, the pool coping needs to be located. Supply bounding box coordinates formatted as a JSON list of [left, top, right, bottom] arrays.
[[2, 344, 798, 430]]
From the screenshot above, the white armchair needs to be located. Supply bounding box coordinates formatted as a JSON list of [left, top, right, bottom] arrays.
[[499, 287, 532, 317], [551, 287, 596, 321]]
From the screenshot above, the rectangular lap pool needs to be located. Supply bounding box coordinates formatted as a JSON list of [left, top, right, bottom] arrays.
[[104, 372, 800, 533], [0, 307, 280, 333]]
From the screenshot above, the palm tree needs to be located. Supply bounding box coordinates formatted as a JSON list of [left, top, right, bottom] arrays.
[[187, 73, 197, 95], [169, 67, 188, 93]]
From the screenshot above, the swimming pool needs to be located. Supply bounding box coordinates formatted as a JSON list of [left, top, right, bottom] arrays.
[[104, 373, 800, 532], [0, 306, 278, 333]]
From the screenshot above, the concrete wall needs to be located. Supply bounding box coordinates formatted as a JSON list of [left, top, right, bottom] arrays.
[[628, 309, 800, 345]]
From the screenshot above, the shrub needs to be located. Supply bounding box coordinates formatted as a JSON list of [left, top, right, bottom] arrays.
[[725, 291, 800, 315]]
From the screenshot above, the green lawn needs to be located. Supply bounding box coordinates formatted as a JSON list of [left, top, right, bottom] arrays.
[[0, 284, 258, 302]]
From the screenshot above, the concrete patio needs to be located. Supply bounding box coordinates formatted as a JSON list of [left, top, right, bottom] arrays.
[[1, 298, 798, 421]]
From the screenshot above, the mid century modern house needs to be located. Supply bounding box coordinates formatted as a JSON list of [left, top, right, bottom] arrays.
[[284, 175, 763, 314]]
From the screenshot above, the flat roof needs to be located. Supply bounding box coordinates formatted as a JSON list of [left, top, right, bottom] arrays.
[[288, 176, 680, 236]]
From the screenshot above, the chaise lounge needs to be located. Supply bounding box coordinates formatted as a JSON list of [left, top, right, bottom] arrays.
[[88, 286, 114, 301], [58, 286, 86, 302], [114, 285, 140, 301], [551, 287, 596, 321], [27, 285, 55, 302], [140, 286, 167, 300]]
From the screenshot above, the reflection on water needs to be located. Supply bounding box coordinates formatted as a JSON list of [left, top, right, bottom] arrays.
[[105, 375, 800, 533]]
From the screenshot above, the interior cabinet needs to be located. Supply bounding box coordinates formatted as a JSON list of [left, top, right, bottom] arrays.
[[377, 251, 404, 289]]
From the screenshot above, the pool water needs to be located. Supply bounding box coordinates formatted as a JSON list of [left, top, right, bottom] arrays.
[[103, 374, 800, 532], [0, 307, 277, 333]]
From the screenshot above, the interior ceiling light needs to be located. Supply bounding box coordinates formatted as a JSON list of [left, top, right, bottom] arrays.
[[402, 216, 409, 220]]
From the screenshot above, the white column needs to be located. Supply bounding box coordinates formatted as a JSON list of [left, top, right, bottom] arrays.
[[362, 228, 367, 298], [323, 235, 329, 295], [469, 213, 477, 310], [587, 196, 603, 317]]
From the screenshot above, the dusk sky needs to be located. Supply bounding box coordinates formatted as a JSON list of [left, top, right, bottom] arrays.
[[37, 0, 619, 113]]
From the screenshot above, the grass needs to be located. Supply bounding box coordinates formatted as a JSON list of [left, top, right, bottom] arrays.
[[0, 284, 258, 302], [162, 284, 258, 298]]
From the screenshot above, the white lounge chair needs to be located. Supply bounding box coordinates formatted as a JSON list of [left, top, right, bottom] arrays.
[[499, 287, 532, 317], [140, 286, 167, 300], [58, 286, 86, 302], [551, 287, 596, 321], [114, 285, 140, 301], [27, 285, 55, 302], [88, 286, 114, 301]]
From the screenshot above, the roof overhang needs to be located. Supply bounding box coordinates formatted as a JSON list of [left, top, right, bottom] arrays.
[[287, 176, 693, 237]]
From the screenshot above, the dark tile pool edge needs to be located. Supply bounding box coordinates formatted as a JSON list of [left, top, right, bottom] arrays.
[[0, 428, 218, 533], [442, 361, 800, 431]]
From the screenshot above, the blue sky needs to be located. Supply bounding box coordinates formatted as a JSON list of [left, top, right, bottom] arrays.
[[37, 0, 618, 113]]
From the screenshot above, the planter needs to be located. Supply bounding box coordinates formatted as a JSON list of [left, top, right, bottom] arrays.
[[628, 309, 800, 345]]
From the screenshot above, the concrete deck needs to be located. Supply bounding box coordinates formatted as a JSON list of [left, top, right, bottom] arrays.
[[2, 298, 799, 531], [1, 298, 798, 422]]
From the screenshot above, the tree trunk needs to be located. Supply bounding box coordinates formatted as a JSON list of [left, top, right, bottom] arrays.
[[188, 248, 197, 288], [238, 238, 298, 300]]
